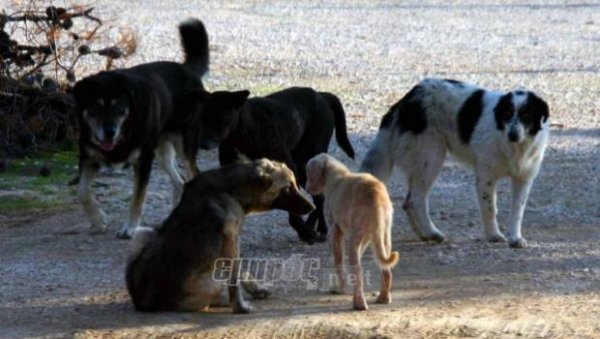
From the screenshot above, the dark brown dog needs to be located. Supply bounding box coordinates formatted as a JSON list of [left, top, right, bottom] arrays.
[[126, 159, 315, 313]]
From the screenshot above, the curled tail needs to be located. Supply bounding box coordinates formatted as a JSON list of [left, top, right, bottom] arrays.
[[319, 91, 355, 159], [372, 206, 399, 268], [179, 18, 209, 76]]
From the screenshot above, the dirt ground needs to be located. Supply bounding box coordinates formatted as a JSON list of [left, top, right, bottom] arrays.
[[1, 1, 599, 338]]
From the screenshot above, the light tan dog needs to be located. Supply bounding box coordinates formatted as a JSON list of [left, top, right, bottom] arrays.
[[306, 153, 399, 310]]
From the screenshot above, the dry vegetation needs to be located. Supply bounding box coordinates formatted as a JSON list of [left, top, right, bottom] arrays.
[[0, 1, 598, 338]]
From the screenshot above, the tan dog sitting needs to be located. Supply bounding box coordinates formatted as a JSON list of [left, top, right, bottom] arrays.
[[306, 153, 399, 310]]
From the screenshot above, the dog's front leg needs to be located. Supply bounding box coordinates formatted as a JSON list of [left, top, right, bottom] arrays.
[[117, 154, 153, 239], [78, 160, 106, 233], [507, 177, 533, 248], [223, 226, 252, 314], [475, 171, 506, 243], [330, 224, 346, 294]]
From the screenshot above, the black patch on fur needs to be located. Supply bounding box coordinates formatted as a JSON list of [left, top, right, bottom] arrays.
[[386, 85, 427, 134], [521, 92, 549, 136], [457, 90, 484, 144], [494, 93, 514, 130], [379, 110, 394, 129]]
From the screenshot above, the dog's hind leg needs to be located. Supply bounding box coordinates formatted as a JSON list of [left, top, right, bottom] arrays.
[[506, 177, 534, 248], [475, 168, 506, 243], [157, 141, 185, 206], [78, 159, 106, 233], [348, 238, 367, 311], [117, 154, 153, 239], [402, 144, 446, 243]]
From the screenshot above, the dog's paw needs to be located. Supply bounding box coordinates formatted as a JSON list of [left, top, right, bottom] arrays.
[[375, 292, 392, 304], [233, 301, 253, 314], [250, 287, 270, 300], [486, 232, 507, 243], [509, 237, 528, 249], [116, 225, 134, 240], [315, 231, 328, 243], [88, 210, 108, 234], [421, 231, 446, 243], [297, 229, 317, 245], [353, 295, 368, 311]]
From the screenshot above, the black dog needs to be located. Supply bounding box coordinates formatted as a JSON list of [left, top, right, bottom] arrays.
[[195, 87, 356, 243], [73, 19, 247, 238], [126, 159, 315, 313]]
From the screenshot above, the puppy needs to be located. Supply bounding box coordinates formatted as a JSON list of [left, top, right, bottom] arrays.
[[306, 153, 399, 311], [193, 87, 356, 244], [361, 78, 549, 248], [126, 159, 315, 313], [73, 19, 247, 238]]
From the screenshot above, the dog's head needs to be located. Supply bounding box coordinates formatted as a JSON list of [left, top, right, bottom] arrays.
[[494, 90, 549, 144], [191, 90, 250, 150], [248, 158, 315, 215], [73, 72, 138, 151], [305, 153, 338, 195]]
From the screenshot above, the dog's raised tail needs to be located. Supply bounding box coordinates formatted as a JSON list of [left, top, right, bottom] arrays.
[[179, 18, 209, 76], [319, 92, 355, 159]]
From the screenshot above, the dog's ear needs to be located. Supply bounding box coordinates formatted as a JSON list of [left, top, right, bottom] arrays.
[[526, 92, 549, 123], [212, 90, 250, 109], [524, 92, 549, 136], [230, 90, 250, 108], [494, 93, 514, 130], [252, 161, 274, 190]]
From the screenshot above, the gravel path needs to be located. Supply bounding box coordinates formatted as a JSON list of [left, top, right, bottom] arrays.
[[1, 1, 599, 338]]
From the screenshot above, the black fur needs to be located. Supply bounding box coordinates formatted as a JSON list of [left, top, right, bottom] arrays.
[[196, 87, 356, 243], [522, 92, 549, 136], [388, 85, 427, 134], [457, 89, 485, 144], [73, 19, 214, 238], [74, 19, 210, 167], [493, 93, 514, 130]]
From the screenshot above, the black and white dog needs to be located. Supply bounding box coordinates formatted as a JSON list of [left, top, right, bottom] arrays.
[[361, 78, 549, 248], [73, 19, 246, 238]]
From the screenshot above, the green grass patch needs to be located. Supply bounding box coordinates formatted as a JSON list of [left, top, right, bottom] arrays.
[[0, 149, 78, 212]]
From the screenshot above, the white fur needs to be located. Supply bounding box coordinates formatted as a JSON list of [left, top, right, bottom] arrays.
[[361, 78, 549, 248]]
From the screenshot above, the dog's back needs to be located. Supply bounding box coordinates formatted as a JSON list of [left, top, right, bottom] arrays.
[[125, 178, 235, 311]]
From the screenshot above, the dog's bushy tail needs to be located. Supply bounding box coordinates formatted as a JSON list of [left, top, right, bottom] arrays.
[[179, 18, 209, 76], [372, 207, 399, 268], [319, 91, 355, 159]]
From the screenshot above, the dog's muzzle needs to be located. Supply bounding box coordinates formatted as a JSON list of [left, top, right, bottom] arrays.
[[508, 130, 520, 143], [273, 186, 315, 215]]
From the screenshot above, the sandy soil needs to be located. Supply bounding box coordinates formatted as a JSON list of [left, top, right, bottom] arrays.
[[1, 1, 599, 338]]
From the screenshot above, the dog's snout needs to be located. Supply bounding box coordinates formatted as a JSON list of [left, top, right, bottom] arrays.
[[508, 130, 519, 142], [103, 124, 117, 139]]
